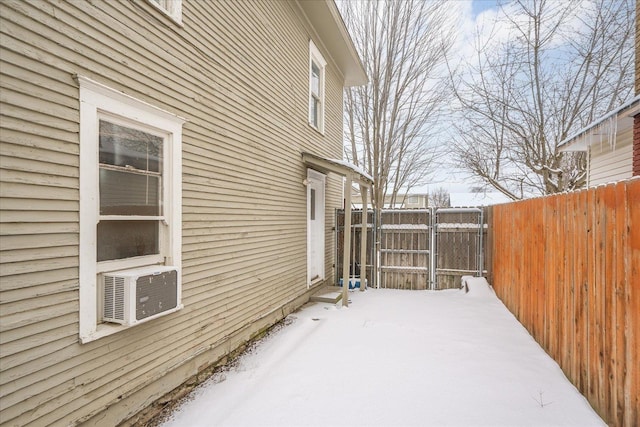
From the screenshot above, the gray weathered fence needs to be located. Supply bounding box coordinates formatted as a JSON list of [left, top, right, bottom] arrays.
[[336, 208, 488, 290]]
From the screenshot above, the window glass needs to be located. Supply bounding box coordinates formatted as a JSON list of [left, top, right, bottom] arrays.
[[310, 188, 316, 220], [309, 41, 325, 132], [311, 62, 320, 95], [149, 0, 180, 20], [98, 120, 163, 261], [310, 98, 319, 128], [99, 121, 162, 216], [97, 220, 159, 261], [99, 169, 160, 216], [99, 121, 162, 172]]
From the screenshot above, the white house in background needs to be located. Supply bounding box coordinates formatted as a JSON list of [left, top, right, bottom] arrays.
[[559, 95, 640, 186], [348, 189, 429, 209], [349, 190, 509, 209], [450, 191, 510, 207]]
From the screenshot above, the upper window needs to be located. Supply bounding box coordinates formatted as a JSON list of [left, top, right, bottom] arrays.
[[309, 40, 326, 133], [147, 0, 182, 25], [77, 76, 184, 343]]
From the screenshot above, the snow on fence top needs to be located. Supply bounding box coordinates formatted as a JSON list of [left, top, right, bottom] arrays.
[[380, 224, 430, 230], [437, 223, 488, 229], [378, 223, 488, 230]]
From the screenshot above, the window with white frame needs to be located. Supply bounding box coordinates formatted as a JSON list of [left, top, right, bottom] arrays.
[[309, 40, 326, 133], [77, 75, 184, 343], [147, 0, 182, 25]]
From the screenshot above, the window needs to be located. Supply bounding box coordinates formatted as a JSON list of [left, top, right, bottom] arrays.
[[310, 188, 316, 220], [309, 40, 326, 133], [98, 121, 163, 262], [77, 75, 184, 343], [147, 0, 182, 25]]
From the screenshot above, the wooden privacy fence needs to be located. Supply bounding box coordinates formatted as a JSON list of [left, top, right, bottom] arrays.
[[488, 178, 639, 427]]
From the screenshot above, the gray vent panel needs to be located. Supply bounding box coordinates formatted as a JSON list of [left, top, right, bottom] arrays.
[[135, 270, 178, 320]]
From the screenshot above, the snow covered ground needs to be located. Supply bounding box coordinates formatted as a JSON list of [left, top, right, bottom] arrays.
[[161, 281, 604, 427]]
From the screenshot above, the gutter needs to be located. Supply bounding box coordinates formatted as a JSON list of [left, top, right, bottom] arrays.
[[558, 95, 640, 151]]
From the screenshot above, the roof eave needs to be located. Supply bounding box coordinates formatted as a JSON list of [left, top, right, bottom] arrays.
[[558, 95, 640, 152], [302, 152, 373, 187], [297, 0, 367, 87]]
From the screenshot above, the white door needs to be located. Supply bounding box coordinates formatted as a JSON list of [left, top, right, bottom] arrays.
[[307, 169, 325, 286]]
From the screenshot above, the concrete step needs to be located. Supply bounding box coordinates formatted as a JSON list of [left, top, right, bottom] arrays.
[[309, 286, 343, 304]]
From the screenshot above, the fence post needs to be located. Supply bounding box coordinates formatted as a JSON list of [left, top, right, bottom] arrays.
[[341, 173, 353, 307], [485, 206, 493, 285], [430, 207, 436, 290], [360, 186, 368, 291], [375, 207, 381, 289], [478, 208, 484, 277]]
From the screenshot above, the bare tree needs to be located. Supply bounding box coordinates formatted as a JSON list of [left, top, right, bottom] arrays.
[[339, 0, 454, 209], [428, 186, 451, 207], [449, 0, 634, 199]]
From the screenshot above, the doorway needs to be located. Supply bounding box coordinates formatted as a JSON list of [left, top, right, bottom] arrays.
[[307, 169, 326, 286]]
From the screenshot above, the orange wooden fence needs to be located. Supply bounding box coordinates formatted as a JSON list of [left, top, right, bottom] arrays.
[[488, 178, 639, 427]]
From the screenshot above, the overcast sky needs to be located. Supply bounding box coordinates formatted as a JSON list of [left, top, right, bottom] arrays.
[[412, 0, 502, 195]]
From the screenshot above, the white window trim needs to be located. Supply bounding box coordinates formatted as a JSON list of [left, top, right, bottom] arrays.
[[145, 0, 183, 26], [309, 40, 326, 134], [77, 75, 184, 343]]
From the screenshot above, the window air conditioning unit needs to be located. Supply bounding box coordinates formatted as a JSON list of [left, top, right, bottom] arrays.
[[103, 265, 180, 326]]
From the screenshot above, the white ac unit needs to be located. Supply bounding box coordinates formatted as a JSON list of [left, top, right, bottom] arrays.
[[103, 265, 180, 326]]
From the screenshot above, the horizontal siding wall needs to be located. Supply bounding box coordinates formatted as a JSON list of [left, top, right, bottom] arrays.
[[589, 127, 632, 186], [489, 179, 639, 427], [0, 0, 346, 425]]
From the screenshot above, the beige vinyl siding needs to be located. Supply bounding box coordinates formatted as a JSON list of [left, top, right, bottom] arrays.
[[0, 0, 349, 425], [589, 127, 633, 186]]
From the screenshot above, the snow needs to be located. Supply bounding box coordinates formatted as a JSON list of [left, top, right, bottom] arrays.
[[161, 288, 604, 427], [437, 223, 488, 229], [380, 224, 430, 230], [460, 275, 495, 298], [330, 158, 374, 182]]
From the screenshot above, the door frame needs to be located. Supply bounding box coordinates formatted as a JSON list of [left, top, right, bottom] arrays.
[[306, 168, 326, 287]]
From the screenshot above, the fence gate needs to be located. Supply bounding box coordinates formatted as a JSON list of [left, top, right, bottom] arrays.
[[335, 210, 375, 289], [433, 208, 485, 289], [336, 208, 488, 290], [379, 210, 431, 289]]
